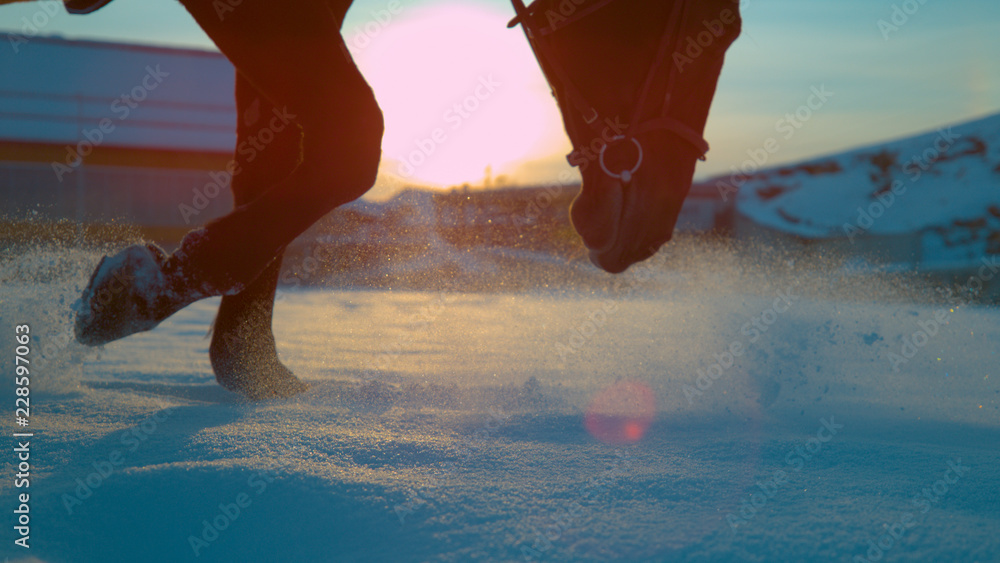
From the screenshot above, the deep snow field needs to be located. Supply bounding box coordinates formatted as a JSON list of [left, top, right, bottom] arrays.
[[1, 236, 998, 563]]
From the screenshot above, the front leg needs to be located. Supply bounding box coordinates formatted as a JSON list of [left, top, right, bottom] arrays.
[[207, 72, 309, 400], [210, 255, 307, 399]]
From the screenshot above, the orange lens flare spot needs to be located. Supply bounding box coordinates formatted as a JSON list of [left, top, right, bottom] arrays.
[[624, 420, 643, 442], [584, 380, 656, 445]]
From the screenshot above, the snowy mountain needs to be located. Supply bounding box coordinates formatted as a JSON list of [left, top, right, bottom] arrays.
[[733, 113, 1000, 271]]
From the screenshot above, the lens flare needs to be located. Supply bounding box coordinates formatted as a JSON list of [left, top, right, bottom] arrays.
[[584, 380, 657, 444]]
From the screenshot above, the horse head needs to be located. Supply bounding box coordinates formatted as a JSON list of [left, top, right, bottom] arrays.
[[512, 0, 741, 273]]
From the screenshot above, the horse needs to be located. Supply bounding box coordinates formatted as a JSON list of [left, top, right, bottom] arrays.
[[60, 0, 741, 399]]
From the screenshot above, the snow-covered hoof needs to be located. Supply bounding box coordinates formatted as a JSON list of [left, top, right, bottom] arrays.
[[73, 242, 207, 346]]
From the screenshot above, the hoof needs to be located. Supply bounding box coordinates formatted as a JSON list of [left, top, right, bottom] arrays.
[[216, 367, 309, 401], [74, 236, 222, 347], [74, 243, 179, 346], [211, 338, 309, 401], [210, 314, 308, 401]]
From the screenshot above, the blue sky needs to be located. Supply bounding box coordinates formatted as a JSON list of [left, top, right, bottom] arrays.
[[2, 0, 999, 186]]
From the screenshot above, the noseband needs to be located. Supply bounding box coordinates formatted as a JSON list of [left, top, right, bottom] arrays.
[[509, 0, 710, 184]]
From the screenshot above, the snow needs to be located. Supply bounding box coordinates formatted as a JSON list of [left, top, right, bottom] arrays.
[[735, 112, 1000, 263], [1, 236, 998, 562]]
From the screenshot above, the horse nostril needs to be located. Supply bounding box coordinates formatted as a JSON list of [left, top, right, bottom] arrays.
[[589, 249, 630, 274]]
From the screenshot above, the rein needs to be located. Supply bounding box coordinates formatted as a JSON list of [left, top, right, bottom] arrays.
[[509, 0, 710, 184]]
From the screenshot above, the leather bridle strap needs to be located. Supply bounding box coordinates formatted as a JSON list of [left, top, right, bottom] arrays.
[[624, 0, 710, 159], [509, 0, 603, 125], [509, 0, 711, 179], [631, 116, 709, 158]]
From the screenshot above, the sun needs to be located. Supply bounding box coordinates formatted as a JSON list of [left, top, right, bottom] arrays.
[[345, 2, 569, 188]]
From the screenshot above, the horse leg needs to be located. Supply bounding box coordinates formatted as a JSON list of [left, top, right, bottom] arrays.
[[167, 0, 381, 293], [209, 74, 306, 399], [74, 0, 381, 363]]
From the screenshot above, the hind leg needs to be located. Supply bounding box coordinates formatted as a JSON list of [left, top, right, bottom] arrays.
[[209, 74, 306, 400]]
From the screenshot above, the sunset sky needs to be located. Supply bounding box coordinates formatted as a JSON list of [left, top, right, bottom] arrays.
[[2, 0, 999, 191]]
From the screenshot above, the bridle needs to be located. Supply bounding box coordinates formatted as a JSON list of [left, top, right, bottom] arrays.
[[509, 0, 709, 185]]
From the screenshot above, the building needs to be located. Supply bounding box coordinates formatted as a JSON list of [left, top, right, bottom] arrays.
[[0, 34, 236, 227]]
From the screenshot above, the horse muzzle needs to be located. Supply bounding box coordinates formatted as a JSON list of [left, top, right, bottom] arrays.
[[570, 134, 697, 274]]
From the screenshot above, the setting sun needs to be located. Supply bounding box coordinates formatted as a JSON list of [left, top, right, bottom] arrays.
[[347, 3, 570, 187]]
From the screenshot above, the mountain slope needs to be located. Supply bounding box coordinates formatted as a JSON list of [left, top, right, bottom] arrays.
[[734, 113, 1000, 263]]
